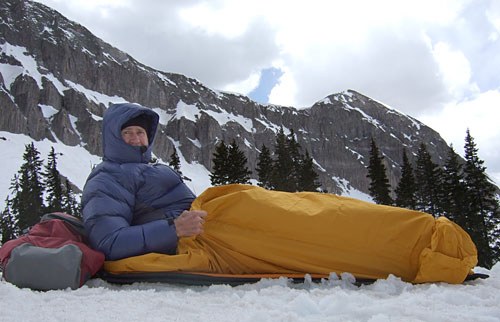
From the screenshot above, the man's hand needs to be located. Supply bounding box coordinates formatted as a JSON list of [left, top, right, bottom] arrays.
[[174, 210, 207, 238]]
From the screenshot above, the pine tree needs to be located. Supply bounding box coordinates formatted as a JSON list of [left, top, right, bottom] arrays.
[[210, 140, 251, 185], [394, 149, 417, 209], [169, 148, 182, 175], [16, 143, 45, 231], [256, 144, 274, 189], [62, 179, 81, 217], [441, 146, 467, 225], [366, 139, 393, 205], [297, 150, 320, 192], [462, 129, 500, 268], [414, 143, 443, 217], [210, 141, 230, 186], [0, 197, 19, 243], [271, 127, 296, 192], [168, 147, 191, 181], [287, 129, 303, 186], [1, 175, 22, 242], [226, 139, 251, 184], [43, 147, 64, 213]]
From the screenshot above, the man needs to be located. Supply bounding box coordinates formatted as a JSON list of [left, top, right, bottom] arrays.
[[82, 103, 206, 260]]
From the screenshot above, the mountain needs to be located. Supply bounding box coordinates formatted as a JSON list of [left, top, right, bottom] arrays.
[[0, 0, 454, 197]]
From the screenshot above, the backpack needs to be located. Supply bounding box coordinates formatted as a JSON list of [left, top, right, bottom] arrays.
[[0, 212, 105, 290]]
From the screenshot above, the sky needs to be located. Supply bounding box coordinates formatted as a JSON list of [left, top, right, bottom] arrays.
[[0, 264, 498, 321], [33, 0, 500, 184]]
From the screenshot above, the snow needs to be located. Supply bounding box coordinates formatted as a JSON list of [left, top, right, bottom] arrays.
[[155, 72, 176, 86], [343, 103, 385, 132], [0, 131, 101, 209], [0, 63, 23, 89], [174, 100, 200, 122], [331, 176, 373, 202], [345, 146, 364, 161], [167, 137, 211, 196], [254, 117, 285, 134], [0, 42, 43, 88], [0, 265, 497, 321], [65, 81, 127, 107], [188, 138, 202, 148], [203, 109, 255, 133], [151, 107, 172, 126], [102, 52, 121, 65], [172, 101, 255, 133], [39, 104, 59, 119]]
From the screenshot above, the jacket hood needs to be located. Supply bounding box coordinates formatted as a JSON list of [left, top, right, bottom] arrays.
[[102, 103, 159, 164]]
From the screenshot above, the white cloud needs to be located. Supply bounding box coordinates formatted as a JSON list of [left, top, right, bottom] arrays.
[[431, 41, 478, 99], [222, 70, 261, 96], [419, 90, 500, 185], [268, 64, 297, 107]]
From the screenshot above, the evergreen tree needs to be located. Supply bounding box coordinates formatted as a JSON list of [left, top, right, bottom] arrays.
[[16, 143, 45, 231], [1, 175, 22, 242], [169, 148, 182, 175], [297, 150, 320, 192], [210, 140, 251, 185], [210, 141, 230, 186], [366, 139, 393, 205], [62, 179, 81, 217], [441, 145, 467, 225], [256, 144, 274, 189], [462, 130, 500, 268], [414, 143, 443, 217], [394, 149, 417, 209], [168, 147, 191, 181], [43, 147, 63, 213], [227, 139, 251, 184], [0, 204, 18, 243], [287, 129, 303, 186], [271, 127, 296, 192]]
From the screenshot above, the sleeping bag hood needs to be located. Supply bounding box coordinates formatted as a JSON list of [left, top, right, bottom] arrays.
[[102, 103, 159, 164]]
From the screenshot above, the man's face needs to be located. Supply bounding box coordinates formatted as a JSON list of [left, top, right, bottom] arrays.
[[121, 126, 149, 147]]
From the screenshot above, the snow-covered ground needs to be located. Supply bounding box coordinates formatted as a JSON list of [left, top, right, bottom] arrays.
[[0, 265, 498, 322]]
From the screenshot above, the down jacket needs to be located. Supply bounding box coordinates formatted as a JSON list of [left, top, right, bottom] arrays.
[[82, 103, 195, 260]]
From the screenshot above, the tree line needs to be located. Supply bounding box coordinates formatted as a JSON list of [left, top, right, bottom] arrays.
[[366, 130, 500, 268], [208, 127, 321, 192], [0, 127, 322, 244], [0, 143, 80, 243]]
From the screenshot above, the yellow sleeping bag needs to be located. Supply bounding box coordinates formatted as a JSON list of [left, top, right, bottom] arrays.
[[104, 184, 478, 284]]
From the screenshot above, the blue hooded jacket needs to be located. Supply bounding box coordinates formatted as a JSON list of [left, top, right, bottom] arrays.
[[82, 103, 196, 260]]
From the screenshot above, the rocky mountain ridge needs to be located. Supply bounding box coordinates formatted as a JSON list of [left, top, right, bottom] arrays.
[[0, 0, 453, 195]]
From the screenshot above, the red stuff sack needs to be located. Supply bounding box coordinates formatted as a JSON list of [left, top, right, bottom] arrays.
[[0, 212, 104, 290]]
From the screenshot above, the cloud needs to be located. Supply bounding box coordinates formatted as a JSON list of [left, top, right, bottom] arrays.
[[270, 25, 452, 113], [38, 0, 280, 88], [419, 90, 500, 185], [38, 0, 495, 113]]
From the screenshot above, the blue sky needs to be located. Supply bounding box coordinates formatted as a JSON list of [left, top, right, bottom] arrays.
[[248, 67, 284, 104]]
